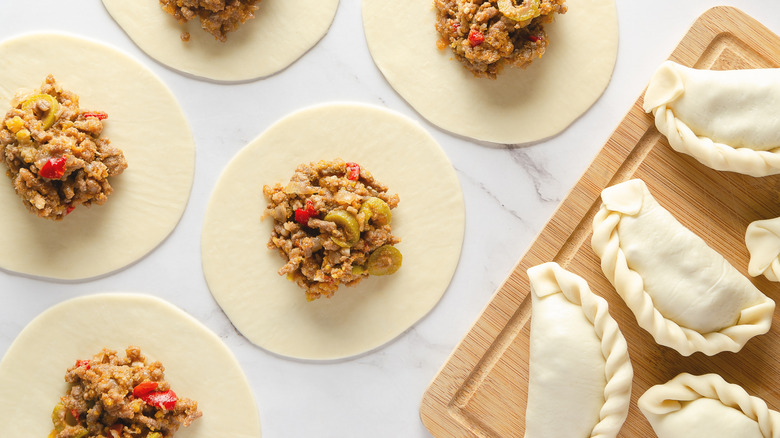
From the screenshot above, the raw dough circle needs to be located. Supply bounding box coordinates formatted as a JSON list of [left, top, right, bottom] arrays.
[[362, 0, 618, 144], [202, 103, 465, 360], [0, 33, 195, 280], [102, 0, 340, 82], [0, 293, 261, 437]]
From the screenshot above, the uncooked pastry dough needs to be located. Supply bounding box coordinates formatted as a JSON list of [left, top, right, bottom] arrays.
[[0, 293, 261, 437], [362, 0, 618, 144], [643, 60, 780, 176], [525, 262, 632, 438], [639, 373, 780, 438], [202, 103, 464, 360], [0, 33, 194, 280], [591, 179, 774, 356], [746, 216, 780, 282], [102, 0, 339, 82]]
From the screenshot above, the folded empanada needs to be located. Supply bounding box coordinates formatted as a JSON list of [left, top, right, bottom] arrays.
[[525, 262, 632, 438], [639, 373, 780, 438], [591, 179, 774, 356], [643, 60, 780, 176], [746, 216, 780, 282]]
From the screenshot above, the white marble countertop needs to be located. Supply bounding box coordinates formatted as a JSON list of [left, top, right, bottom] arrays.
[[1, 1, 779, 437]]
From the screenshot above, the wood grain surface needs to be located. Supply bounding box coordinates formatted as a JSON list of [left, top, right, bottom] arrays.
[[420, 6, 780, 437]]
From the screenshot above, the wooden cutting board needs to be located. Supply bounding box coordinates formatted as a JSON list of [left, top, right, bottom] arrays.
[[420, 6, 780, 437]]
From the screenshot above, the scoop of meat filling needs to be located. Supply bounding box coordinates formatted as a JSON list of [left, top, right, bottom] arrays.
[[0, 75, 127, 220], [159, 0, 262, 42], [434, 0, 567, 79], [263, 159, 403, 301], [50, 347, 202, 438]]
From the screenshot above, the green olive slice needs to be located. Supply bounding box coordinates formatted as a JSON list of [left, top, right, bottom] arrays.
[[22, 93, 60, 130], [51, 403, 67, 431], [359, 197, 392, 225], [497, 0, 541, 22], [50, 402, 88, 437], [367, 245, 402, 276], [324, 210, 360, 247]]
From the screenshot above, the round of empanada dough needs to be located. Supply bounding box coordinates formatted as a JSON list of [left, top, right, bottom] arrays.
[[201, 103, 465, 360], [101, 0, 339, 82], [362, 0, 618, 144], [644, 60, 780, 176], [526, 262, 632, 438], [591, 179, 774, 356], [0, 33, 194, 280], [639, 373, 780, 438], [0, 293, 262, 437]]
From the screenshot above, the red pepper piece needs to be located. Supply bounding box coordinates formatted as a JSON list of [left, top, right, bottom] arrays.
[[65, 206, 76, 216], [294, 199, 319, 225], [306, 201, 317, 216], [132, 381, 159, 398], [70, 408, 82, 424], [294, 208, 311, 225], [345, 162, 360, 181], [75, 359, 90, 370], [451, 21, 460, 32], [142, 389, 178, 410], [39, 156, 67, 179], [468, 29, 485, 46], [528, 34, 541, 42], [83, 111, 108, 120]]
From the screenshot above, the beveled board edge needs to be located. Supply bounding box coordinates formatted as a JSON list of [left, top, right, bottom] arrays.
[[420, 6, 780, 437]]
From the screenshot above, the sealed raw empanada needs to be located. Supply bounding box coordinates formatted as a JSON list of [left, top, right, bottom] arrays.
[[746, 217, 780, 282], [643, 60, 780, 176], [639, 373, 780, 438], [591, 179, 774, 356], [525, 262, 632, 438]]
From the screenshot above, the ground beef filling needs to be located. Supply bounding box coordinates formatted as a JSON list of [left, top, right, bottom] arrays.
[[434, 0, 567, 78], [0, 75, 127, 220], [51, 347, 202, 438], [263, 159, 403, 301], [159, 0, 262, 42]]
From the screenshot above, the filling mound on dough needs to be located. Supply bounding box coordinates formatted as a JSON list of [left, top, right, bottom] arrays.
[[0, 75, 127, 220], [50, 346, 202, 438], [263, 159, 403, 301], [159, 0, 262, 42], [434, 0, 567, 79]]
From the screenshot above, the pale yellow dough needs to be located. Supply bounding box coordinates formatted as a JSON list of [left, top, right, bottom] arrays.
[[746, 216, 780, 281], [591, 179, 774, 356], [644, 61, 780, 176], [526, 262, 632, 438], [362, 0, 618, 144], [201, 103, 465, 360], [0, 33, 194, 280], [639, 373, 780, 438], [0, 293, 261, 437], [102, 0, 339, 82]]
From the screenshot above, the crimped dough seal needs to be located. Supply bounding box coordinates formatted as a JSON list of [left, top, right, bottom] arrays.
[[643, 60, 780, 177], [526, 262, 632, 438], [639, 373, 780, 438], [746, 217, 780, 282], [591, 179, 774, 356]]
